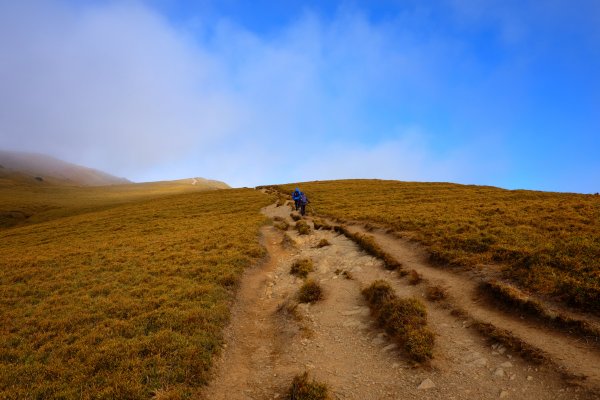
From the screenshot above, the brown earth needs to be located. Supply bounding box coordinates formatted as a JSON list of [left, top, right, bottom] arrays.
[[202, 201, 599, 399]]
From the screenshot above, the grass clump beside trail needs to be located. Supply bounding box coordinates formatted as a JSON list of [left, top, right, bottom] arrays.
[[275, 180, 600, 315], [335, 226, 401, 270], [0, 187, 271, 399], [362, 280, 435, 362], [313, 219, 332, 231], [287, 372, 330, 400], [298, 279, 324, 303], [316, 239, 330, 248], [296, 220, 311, 235], [290, 259, 314, 278], [481, 281, 600, 340]]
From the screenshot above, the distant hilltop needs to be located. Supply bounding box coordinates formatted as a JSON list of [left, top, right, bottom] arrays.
[[0, 150, 130, 186]]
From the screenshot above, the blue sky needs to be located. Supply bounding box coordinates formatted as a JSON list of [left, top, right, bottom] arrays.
[[1, 0, 599, 192]]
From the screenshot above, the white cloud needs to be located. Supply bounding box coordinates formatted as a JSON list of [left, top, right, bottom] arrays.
[[0, 1, 506, 187]]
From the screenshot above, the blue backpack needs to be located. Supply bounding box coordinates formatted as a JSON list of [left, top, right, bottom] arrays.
[[300, 193, 308, 204]]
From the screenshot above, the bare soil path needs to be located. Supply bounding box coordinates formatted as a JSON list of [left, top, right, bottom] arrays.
[[202, 203, 597, 399], [342, 223, 600, 390]]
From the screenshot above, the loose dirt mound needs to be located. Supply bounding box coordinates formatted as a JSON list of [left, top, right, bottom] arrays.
[[203, 203, 597, 399]]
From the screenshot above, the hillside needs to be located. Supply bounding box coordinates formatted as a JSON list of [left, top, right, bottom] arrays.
[[2, 178, 600, 399], [0, 185, 271, 399], [272, 180, 600, 314], [0, 168, 230, 229], [0, 150, 130, 186]]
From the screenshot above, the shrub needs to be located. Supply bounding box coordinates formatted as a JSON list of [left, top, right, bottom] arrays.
[[298, 280, 323, 303], [290, 259, 314, 278], [296, 220, 311, 235], [287, 372, 330, 400], [290, 213, 302, 221]]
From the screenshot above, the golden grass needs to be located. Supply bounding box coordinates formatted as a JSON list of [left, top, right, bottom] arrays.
[[362, 280, 435, 362], [480, 280, 600, 340], [297, 280, 323, 304], [315, 239, 330, 248], [275, 180, 600, 314], [0, 178, 227, 229], [0, 187, 270, 399], [295, 220, 311, 235], [290, 259, 315, 278]]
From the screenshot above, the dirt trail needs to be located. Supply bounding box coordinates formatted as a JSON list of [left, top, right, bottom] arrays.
[[341, 223, 600, 389], [202, 203, 596, 399]]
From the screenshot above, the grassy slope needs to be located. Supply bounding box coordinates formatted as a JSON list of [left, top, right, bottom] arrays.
[[0, 178, 228, 229], [0, 185, 271, 399], [275, 180, 600, 313]]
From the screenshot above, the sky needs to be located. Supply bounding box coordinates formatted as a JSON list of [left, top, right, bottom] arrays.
[[0, 0, 599, 192]]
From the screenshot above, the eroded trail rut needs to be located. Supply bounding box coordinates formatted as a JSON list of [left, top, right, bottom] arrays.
[[203, 203, 596, 399]]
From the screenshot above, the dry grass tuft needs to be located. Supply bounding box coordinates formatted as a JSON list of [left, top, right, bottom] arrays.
[[296, 220, 311, 235], [287, 372, 330, 400], [313, 219, 332, 231], [281, 232, 297, 248], [362, 280, 435, 362], [290, 213, 302, 221], [277, 299, 302, 322], [274, 180, 600, 315], [473, 322, 547, 364], [316, 239, 331, 248], [425, 285, 448, 302], [274, 220, 290, 231], [407, 270, 423, 285], [290, 259, 314, 278], [298, 280, 324, 304]]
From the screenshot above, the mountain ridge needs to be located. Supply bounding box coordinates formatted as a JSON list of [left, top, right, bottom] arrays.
[[0, 150, 130, 186]]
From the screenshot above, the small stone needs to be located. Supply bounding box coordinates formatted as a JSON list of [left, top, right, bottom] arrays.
[[470, 357, 488, 367], [372, 337, 386, 346], [509, 374, 516, 381], [498, 346, 507, 354], [500, 361, 513, 368], [417, 378, 435, 390], [500, 390, 509, 398], [494, 368, 506, 377], [527, 376, 534, 381], [392, 363, 400, 368]]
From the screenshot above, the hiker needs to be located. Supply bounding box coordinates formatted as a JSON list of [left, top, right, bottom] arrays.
[[292, 188, 301, 211], [299, 192, 309, 216]]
